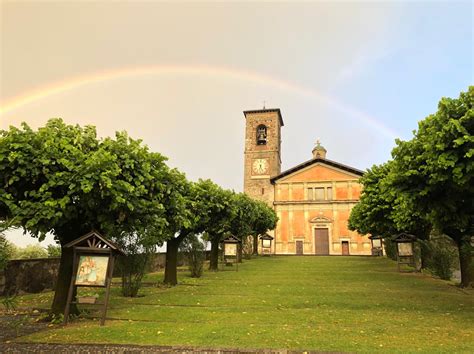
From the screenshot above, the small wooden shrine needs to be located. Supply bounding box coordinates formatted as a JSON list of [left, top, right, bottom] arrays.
[[63, 230, 124, 326], [259, 234, 274, 256], [392, 233, 417, 272], [368, 235, 383, 256], [221, 235, 241, 271]]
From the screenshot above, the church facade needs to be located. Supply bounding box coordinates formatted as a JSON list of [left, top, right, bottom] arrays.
[[243, 108, 371, 256]]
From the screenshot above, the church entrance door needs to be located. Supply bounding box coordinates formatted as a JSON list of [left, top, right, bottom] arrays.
[[295, 241, 303, 255], [314, 228, 329, 255], [341, 241, 350, 255]]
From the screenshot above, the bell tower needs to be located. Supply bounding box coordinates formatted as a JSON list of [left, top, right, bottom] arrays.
[[243, 108, 284, 206]]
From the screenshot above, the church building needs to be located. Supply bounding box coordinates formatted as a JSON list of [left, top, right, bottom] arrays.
[[243, 108, 371, 255]]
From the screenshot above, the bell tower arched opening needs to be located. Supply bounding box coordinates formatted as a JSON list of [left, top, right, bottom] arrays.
[[256, 124, 267, 145]]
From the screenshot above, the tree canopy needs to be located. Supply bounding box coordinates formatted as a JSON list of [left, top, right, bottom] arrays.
[[348, 162, 431, 240], [390, 87, 473, 286], [0, 118, 189, 312], [350, 87, 473, 286]]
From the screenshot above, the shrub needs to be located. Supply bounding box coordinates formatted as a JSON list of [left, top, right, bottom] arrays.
[[180, 234, 205, 278], [46, 244, 62, 257], [115, 232, 156, 297], [117, 252, 152, 297], [421, 234, 458, 280], [0, 234, 15, 271], [12, 244, 48, 259]]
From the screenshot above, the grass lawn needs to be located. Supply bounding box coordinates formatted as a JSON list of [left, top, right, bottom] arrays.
[[9, 256, 474, 352]]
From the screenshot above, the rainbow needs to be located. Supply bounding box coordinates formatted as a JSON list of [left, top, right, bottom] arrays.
[[0, 64, 398, 139]]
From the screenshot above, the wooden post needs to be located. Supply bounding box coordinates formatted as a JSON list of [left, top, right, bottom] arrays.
[[100, 255, 114, 326]]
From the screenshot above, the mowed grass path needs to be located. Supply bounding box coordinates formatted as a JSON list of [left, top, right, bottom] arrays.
[[21, 256, 473, 352]]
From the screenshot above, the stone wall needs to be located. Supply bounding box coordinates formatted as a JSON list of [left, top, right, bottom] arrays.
[[0, 257, 60, 296], [0, 251, 212, 296]]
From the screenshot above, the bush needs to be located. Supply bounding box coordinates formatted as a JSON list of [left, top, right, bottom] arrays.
[[180, 234, 205, 278], [117, 253, 151, 297], [420, 235, 458, 280], [46, 244, 61, 257], [0, 234, 15, 271], [115, 232, 156, 297], [11, 244, 48, 259]]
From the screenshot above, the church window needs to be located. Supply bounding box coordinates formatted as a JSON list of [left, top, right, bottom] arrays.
[[307, 186, 333, 201], [314, 188, 325, 200], [261, 188, 265, 195], [327, 187, 333, 200], [256, 125, 267, 145]]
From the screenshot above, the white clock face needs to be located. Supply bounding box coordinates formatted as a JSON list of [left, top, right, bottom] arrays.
[[252, 159, 268, 174]]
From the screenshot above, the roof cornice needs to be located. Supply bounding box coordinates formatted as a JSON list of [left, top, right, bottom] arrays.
[[271, 157, 364, 183], [243, 108, 284, 127]]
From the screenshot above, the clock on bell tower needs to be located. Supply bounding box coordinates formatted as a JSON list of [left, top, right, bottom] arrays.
[[243, 108, 284, 206]]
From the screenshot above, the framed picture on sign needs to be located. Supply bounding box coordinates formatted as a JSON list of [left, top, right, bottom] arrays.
[[397, 243, 413, 257], [75, 255, 110, 286], [225, 243, 237, 256]]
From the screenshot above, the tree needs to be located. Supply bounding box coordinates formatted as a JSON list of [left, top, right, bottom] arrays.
[[349, 162, 432, 270], [250, 199, 278, 252], [390, 87, 474, 287], [161, 173, 196, 286], [228, 193, 257, 262], [202, 186, 236, 271], [349, 162, 431, 239], [0, 119, 184, 313]]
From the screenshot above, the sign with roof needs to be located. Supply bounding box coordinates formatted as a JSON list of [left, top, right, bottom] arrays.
[[63, 230, 124, 326]]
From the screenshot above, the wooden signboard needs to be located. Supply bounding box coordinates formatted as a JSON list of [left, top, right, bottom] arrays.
[[63, 230, 124, 326], [392, 233, 417, 272], [221, 235, 241, 271]]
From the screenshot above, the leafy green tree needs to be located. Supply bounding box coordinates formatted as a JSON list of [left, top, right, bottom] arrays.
[[228, 193, 257, 262], [391, 87, 474, 287], [228, 195, 278, 258], [349, 162, 431, 266], [349, 163, 397, 238], [163, 179, 236, 282], [204, 186, 237, 271], [160, 172, 196, 286], [0, 119, 185, 313], [250, 199, 278, 255], [46, 244, 62, 257]]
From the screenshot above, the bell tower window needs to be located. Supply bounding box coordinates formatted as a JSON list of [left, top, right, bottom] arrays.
[[256, 125, 267, 145]]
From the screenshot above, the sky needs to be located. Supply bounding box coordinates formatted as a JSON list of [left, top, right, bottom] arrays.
[[1, 0, 473, 247]]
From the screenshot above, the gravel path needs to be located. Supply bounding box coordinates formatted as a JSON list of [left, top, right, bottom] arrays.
[[0, 342, 332, 353]]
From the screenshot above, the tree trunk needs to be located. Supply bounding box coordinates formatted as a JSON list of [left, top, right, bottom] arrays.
[[163, 236, 184, 286], [51, 246, 78, 316], [209, 238, 219, 271], [253, 235, 259, 255], [457, 236, 472, 288], [237, 242, 242, 263]]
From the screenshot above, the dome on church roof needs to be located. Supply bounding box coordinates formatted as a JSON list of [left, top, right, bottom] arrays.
[[312, 140, 327, 159]]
